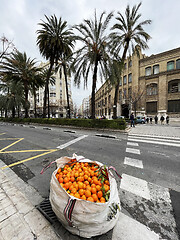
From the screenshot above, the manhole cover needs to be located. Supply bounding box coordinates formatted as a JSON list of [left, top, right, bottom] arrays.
[[36, 198, 58, 224]]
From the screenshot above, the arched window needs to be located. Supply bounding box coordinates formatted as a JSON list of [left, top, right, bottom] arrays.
[[146, 83, 158, 95], [168, 79, 180, 93], [153, 65, 159, 74], [176, 59, 180, 69], [167, 61, 174, 71]]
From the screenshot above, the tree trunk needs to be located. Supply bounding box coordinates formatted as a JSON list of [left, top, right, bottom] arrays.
[[63, 63, 71, 118], [24, 88, 29, 118], [33, 88, 37, 118], [91, 60, 98, 119], [43, 62, 54, 118], [12, 106, 15, 118]]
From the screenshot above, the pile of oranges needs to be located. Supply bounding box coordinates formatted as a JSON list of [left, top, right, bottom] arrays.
[[55, 159, 110, 203]]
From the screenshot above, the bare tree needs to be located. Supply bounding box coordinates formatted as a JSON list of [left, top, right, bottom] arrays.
[[0, 35, 15, 63]]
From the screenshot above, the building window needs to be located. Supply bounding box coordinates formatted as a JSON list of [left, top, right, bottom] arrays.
[[153, 65, 159, 74], [128, 87, 132, 99], [119, 90, 122, 101], [146, 84, 158, 95], [105, 97, 107, 105], [50, 92, 56, 97], [145, 67, 151, 76], [128, 73, 132, 83], [168, 80, 180, 93], [108, 108, 111, 116], [168, 100, 180, 112], [146, 102, 157, 113], [128, 60, 132, 67], [176, 59, 180, 69], [123, 88, 127, 99], [119, 78, 122, 86], [124, 63, 127, 69], [123, 75, 127, 85], [108, 95, 111, 103], [167, 61, 174, 71]]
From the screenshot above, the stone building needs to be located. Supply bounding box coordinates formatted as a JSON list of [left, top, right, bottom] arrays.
[[95, 47, 180, 119]]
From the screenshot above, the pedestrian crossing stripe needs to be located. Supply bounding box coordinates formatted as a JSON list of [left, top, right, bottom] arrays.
[[124, 157, 143, 169]]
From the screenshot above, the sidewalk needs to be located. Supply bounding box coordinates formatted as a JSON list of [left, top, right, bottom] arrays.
[[0, 161, 60, 240]]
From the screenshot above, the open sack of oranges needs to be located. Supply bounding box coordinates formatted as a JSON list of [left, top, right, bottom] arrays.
[[49, 154, 121, 238]]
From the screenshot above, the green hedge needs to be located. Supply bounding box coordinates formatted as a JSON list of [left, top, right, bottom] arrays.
[[0, 117, 126, 130]]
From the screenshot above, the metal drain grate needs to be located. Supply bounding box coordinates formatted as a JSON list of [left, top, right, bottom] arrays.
[[36, 198, 58, 224]]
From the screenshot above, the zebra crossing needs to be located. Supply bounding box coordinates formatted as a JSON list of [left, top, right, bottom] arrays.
[[117, 133, 179, 240]]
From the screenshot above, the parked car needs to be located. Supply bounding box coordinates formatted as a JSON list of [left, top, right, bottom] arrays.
[[117, 116, 125, 119], [136, 116, 146, 124]]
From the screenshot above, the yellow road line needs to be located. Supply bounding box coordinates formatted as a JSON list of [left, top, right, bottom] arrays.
[[0, 138, 24, 152], [1, 149, 58, 170], [0, 133, 6, 135], [1, 149, 56, 153]]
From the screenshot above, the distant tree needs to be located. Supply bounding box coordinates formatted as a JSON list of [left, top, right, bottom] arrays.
[[0, 80, 25, 118], [37, 15, 75, 118], [110, 3, 151, 118], [72, 11, 113, 119], [0, 51, 40, 118]]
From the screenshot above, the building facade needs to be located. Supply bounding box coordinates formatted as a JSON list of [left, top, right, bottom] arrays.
[[29, 62, 73, 118], [95, 47, 180, 119]]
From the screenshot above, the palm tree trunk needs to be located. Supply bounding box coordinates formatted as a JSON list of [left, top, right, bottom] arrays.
[[63, 63, 71, 118], [91, 60, 98, 119], [43, 62, 53, 118], [33, 88, 37, 118], [24, 88, 29, 118]]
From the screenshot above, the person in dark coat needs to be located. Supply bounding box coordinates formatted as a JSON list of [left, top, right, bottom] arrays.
[[166, 115, 169, 124], [130, 113, 135, 127], [154, 115, 158, 124], [160, 115, 165, 125]]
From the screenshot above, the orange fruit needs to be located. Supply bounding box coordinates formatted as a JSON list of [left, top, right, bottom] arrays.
[[71, 188, 77, 194], [58, 177, 63, 183], [86, 185, 91, 192], [78, 182, 84, 189], [74, 172, 79, 178], [64, 182, 70, 189], [104, 184, 110, 192], [74, 192, 80, 199], [97, 191, 103, 199], [105, 180, 110, 185], [85, 190, 91, 198], [63, 177, 69, 183], [84, 180, 89, 185], [81, 195, 86, 200], [87, 197, 94, 202], [79, 189, 84, 196], [96, 185, 101, 191], [70, 176, 75, 182], [100, 197, 106, 203], [92, 193, 98, 202], [91, 187, 97, 194]]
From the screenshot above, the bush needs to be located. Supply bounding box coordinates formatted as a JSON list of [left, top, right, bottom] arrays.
[[1, 117, 126, 130]]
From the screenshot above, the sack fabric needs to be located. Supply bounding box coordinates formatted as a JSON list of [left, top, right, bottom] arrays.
[[50, 154, 121, 238]]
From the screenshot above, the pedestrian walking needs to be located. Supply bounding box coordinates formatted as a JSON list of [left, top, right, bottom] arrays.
[[146, 117, 149, 123], [150, 117, 152, 124], [160, 115, 164, 125], [166, 115, 169, 124], [154, 115, 158, 124], [130, 113, 135, 127]]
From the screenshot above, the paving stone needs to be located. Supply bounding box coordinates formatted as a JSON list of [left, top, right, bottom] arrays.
[[1, 223, 17, 240], [38, 226, 60, 240], [24, 208, 51, 236]]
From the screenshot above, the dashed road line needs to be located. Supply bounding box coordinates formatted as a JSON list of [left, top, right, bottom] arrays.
[[127, 142, 139, 146], [124, 157, 143, 169], [120, 173, 151, 200], [126, 147, 140, 154]]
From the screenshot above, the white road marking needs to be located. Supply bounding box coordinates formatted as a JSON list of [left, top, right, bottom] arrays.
[[127, 142, 139, 146], [128, 135, 180, 143], [128, 137, 180, 147], [124, 157, 143, 169], [129, 133, 180, 140], [57, 135, 88, 149], [126, 148, 140, 154], [120, 174, 150, 200], [112, 212, 159, 240]]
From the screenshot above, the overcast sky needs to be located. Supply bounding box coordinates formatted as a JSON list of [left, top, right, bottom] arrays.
[[0, 0, 180, 107]]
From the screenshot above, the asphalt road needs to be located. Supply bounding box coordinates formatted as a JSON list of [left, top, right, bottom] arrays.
[[0, 122, 180, 239]]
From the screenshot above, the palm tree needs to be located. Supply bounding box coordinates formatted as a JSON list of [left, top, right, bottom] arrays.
[[110, 3, 151, 118], [36, 15, 75, 118], [0, 51, 39, 118], [72, 11, 113, 119], [0, 80, 25, 118]]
